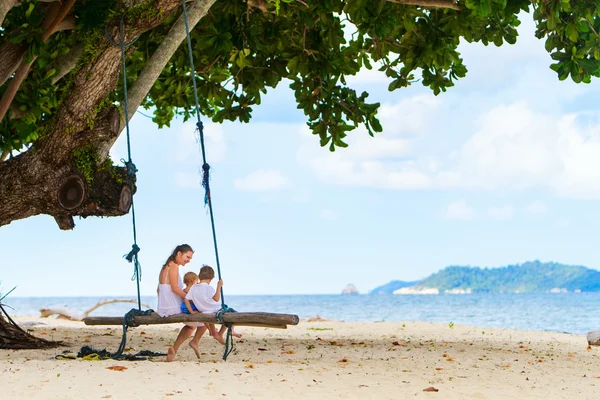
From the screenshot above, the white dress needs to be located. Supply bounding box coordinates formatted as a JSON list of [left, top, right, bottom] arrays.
[[157, 268, 183, 317]]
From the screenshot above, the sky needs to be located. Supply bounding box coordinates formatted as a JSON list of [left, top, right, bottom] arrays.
[[4, 14, 600, 297]]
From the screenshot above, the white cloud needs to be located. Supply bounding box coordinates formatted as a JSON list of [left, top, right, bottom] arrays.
[[297, 94, 440, 189], [234, 169, 289, 192], [445, 200, 474, 220], [487, 205, 515, 220], [525, 200, 548, 215]]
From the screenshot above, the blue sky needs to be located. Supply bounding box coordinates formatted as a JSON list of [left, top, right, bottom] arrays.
[[4, 15, 600, 297]]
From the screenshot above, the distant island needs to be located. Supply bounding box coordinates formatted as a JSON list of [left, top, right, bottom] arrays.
[[370, 260, 600, 294]]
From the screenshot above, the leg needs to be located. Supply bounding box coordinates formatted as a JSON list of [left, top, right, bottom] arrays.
[[188, 325, 207, 359], [167, 325, 195, 362], [207, 323, 225, 345], [231, 327, 242, 338]]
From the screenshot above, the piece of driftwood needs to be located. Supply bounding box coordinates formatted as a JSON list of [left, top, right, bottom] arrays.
[[587, 330, 600, 345], [40, 299, 151, 321], [84, 311, 300, 329]]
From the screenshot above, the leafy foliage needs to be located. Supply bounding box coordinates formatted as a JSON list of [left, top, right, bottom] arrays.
[[373, 260, 600, 293], [2, 0, 600, 157]]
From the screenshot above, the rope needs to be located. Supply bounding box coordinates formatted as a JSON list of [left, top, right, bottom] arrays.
[[55, 309, 165, 361], [181, 0, 236, 361], [216, 305, 237, 360], [106, 17, 143, 311]]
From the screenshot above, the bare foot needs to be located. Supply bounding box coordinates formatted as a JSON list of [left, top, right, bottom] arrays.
[[211, 332, 226, 345], [189, 341, 201, 359], [166, 346, 176, 362]]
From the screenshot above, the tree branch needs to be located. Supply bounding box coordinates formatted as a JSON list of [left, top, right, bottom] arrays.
[[124, 0, 216, 125], [51, 42, 84, 84], [0, 0, 76, 123], [386, 0, 460, 10], [0, 0, 17, 27]]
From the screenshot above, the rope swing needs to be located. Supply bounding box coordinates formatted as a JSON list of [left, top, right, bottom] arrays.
[[180, 0, 237, 360], [80, 5, 299, 363]]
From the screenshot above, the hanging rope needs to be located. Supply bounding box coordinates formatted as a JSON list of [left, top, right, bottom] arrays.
[[106, 17, 143, 312], [181, 0, 237, 361]]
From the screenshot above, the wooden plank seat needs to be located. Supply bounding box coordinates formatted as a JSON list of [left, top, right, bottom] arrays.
[[84, 311, 300, 329]]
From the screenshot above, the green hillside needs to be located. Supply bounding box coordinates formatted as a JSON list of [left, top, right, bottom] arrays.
[[371, 261, 600, 294]]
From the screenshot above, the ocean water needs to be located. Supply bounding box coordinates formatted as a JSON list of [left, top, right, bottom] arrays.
[[5, 293, 600, 335]]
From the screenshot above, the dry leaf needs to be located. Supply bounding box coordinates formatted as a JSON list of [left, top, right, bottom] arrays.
[[106, 366, 127, 372], [423, 386, 439, 392], [281, 350, 296, 355], [258, 348, 267, 351], [338, 358, 349, 363], [245, 364, 254, 369], [392, 341, 405, 346], [435, 367, 443, 371]]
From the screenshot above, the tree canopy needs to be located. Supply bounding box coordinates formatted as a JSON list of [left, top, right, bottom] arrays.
[[0, 0, 599, 229]]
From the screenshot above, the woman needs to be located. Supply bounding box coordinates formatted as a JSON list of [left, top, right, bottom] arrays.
[[157, 244, 195, 361]]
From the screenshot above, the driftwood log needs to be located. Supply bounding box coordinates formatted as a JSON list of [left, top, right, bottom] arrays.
[[40, 298, 151, 321], [587, 331, 600, 346], [84, 312, 300, 329], [0, 304, 62, 349]]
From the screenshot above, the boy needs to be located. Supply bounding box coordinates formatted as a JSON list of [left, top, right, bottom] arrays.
[[184, 265, 241, 351]]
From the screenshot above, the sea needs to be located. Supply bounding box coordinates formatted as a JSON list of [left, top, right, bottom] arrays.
[[5, 293, 600, 335]]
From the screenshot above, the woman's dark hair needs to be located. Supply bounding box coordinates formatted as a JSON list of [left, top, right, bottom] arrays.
[[163, 244, 194, 268]]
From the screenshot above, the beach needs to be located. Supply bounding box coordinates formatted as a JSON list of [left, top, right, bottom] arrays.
[[1, 316, 599, 399]]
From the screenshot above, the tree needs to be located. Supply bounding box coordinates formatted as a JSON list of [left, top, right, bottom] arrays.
[[0, 0, 598, 230]]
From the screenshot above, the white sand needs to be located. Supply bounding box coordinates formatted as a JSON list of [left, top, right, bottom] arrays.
[[1, 316, 600, 399]]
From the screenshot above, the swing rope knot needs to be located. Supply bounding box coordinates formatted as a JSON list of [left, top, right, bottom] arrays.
[[216, 305, 237, 361], [122, 159, 138, 177], [124, 244, 140, 263], [201, 163, 211, 206]]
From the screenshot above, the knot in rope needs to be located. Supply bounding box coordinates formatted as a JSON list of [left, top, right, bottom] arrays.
[[122, 159, 138, 177], [201, 162, 211, 206], [216, 305, 237, 361], [124, 244, 140, 263], [111, 308, 156, 360]]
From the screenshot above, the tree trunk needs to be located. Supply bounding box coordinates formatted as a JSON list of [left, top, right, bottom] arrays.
[[0, 304, 62, 349], [0, 0, 191, 229]]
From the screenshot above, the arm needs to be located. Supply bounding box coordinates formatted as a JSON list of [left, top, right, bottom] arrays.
[[168, 264, 187, 299], [184, 298, 198, 314], [212, 280, 223, 302]]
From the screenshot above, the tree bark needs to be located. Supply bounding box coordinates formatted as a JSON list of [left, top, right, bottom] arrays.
[[84, 311, 300, 328], [0, 0, 196, 229], [0, 304, 62, 349], [386, 0, 460, 10], [0, 0, 16, 27]]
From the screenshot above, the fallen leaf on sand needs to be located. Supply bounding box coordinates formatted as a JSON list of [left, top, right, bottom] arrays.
[[246, 364, 254, 369], [281, 350, 296, 354], [338, 358, 349, 363], [392, 341, 405, 346], [435, 368, 443, 371], [258, 348, 267, 351], [423, 386, 439, 392], [106, 366, 127, 372]]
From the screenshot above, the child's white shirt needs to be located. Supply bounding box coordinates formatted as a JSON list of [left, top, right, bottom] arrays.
[[185, 282, 220, 313]]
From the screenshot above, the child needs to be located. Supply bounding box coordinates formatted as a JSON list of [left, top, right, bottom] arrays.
[[184, 265, 241, 351], [180, 271, 200, 313], [180, 271, 207, 358]]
